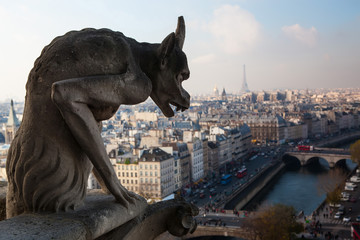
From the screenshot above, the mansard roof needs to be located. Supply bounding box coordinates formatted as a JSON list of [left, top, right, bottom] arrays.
[[140, 147, 172, 162]]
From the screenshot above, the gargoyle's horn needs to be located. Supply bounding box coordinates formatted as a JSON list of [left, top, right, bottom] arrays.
[[175, 16, 185, 49]]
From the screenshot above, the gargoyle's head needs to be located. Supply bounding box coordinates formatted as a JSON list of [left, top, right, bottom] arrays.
[[150, 16, 190, 118]]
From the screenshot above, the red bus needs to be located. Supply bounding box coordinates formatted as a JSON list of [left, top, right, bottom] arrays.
[[237, 168, 247, 179], [297, 145, 313, 151]]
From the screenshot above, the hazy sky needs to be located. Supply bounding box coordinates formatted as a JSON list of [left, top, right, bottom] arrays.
[[0, 0, 359, 102]]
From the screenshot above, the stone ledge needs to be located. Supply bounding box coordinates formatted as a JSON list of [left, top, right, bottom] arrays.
[[0, 193, 147, 240], [0, 192, 198, 240]]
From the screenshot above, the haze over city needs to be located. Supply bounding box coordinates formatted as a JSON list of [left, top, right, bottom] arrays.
[[0, 0, 359, 102]]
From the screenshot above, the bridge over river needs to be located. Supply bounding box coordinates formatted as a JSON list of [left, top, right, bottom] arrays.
[[284, 147, 351, 168]]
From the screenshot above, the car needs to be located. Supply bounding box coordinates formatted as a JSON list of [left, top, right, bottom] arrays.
[[334, 212, 342, 219], [341, 192, 350, 197], [209, 188, 217, 196], [338, 206, 345, 214], [350, 176, 360, 183], [345, 185, 355, 191], [356, 216, 360, 222], [329, 203, 341, 208], [346, 182, 357, 188], [341, 197, 349, 201], [343, 216, 351, 222]]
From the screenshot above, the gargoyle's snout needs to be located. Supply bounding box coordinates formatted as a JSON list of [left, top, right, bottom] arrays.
[[181, 70, 190, 81]]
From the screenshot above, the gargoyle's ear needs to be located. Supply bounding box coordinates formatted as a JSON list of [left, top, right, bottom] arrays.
[[175, 16, 185, 50], [158, 32, 175, 69]]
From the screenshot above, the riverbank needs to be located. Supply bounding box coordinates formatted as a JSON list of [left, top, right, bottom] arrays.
[[221, 131, 360, 214], [223, 161, 285, 210]]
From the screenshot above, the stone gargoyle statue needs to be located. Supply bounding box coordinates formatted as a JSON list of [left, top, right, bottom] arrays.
[[6, 16, 191, 223]]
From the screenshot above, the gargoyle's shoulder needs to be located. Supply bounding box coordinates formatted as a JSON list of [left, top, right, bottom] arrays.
[[61, 28, 126, 38]]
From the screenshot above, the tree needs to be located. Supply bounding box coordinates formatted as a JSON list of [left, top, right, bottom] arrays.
[[317, 168, 346, 205], [325, 184, 342, 205], [350, 140, 360, 164], [242, 204, 304, 240]]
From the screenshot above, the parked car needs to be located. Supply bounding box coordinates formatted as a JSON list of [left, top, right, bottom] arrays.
[[338, 205, 345, 214], [356, 215, 360, 222], [346, 182, 357, 188], [345, 185, 355, 191], [329, 203, 341, 208], [341, 191, 350, 197], [341, 197, 349, 201], [334, 212, 342, 219], [350, 176, 360, 183], [343, 216, 351, 222], [209, 188, 217, 196]]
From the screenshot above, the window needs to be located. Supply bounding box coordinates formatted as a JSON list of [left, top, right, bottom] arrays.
[[127, 180, 129, 184], [126, 172, 129, 177], [131, 173, 133, 177], [122, 172, 125, 177], [135, 173, 137, 177], [131, 180, 133, 184], [122, 179, 125, 184], [122, 165, 124, 170], [135, 180, 137, 184]]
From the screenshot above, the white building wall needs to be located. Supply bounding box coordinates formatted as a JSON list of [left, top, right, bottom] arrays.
[[190, 140, 204, 182]]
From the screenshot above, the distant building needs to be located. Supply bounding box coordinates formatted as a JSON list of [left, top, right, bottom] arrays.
[[139, 148, 175, 200], [162, 142, 191, 188], [207, 141, 219, 179], [210, 124, 252, 163], [134, 111, 158, 122], [240, 64, 250, 93], [113, 151, 140, 194], [221, 88, 227, 101], [5, 100, 20, 144], [213, 85, 219, 96], [187, 138, 204, 182], [242, 114, 286, 145]]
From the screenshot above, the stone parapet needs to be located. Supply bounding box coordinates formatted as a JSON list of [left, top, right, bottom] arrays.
[[0, 192, 197, 240]]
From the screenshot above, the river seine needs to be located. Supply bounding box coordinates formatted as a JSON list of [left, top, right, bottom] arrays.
[[246, 151, 357, 215]]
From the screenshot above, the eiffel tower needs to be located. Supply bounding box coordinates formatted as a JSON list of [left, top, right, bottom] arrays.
[[241, 64, 250, 93]]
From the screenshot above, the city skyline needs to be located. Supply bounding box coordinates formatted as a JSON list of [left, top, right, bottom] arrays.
[[0, 0, 359, 102]]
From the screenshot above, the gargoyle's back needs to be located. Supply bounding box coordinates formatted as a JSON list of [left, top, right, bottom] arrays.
[[26, 28, 131, 98]]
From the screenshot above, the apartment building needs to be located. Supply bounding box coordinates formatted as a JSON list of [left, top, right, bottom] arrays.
[[139, 148, 175, 200]]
